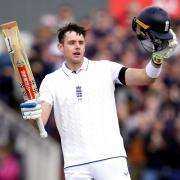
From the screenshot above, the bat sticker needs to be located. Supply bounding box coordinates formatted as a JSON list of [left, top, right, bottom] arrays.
[[4, 37, 14, 53]]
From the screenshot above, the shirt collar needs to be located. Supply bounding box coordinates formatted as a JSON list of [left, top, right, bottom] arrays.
[[62, 57, 89, 76]]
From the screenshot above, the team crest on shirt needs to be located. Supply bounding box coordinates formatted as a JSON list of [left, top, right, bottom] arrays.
[[76, 86, 82, 100]]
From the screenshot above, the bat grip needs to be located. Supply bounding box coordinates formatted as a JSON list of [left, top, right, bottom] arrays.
[[36, 117, 48, 138]]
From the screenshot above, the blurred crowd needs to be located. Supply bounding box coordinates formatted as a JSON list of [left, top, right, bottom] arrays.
[[0, 3, 180, 180]]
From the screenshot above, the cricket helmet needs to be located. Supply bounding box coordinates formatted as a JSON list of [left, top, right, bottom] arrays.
[[132, 6, 172, 52]]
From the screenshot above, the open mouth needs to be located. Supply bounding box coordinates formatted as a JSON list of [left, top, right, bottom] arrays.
[[73, 52, 81, 56]]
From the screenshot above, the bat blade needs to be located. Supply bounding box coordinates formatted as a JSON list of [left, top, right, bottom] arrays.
[[0, 21, 38, 100], [0, 21, 47, 138]]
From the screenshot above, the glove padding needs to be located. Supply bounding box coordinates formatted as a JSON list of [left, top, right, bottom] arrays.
[[20, 99, 42, 120], [153, 29, 178, 59]]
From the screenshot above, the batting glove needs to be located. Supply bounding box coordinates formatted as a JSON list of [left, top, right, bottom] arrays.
[[20, 99, 42, 120], [152, 29, 178, 65]]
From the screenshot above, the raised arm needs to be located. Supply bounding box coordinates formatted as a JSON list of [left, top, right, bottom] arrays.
[[129, 6, 178, 86], [125, 29, 178, 86], [125, 63, 158, 86]]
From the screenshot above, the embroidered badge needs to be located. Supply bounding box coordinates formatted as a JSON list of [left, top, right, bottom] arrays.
[[76, 86, 82, 100]]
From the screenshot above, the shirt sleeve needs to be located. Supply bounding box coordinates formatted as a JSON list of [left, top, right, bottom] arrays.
[[106, 61, 125, 84], [39, 76, 53, 105]]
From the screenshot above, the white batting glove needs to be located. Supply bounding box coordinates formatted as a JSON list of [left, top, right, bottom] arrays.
[[20, 99, 42, 120], [152, 29, 178, 65], [154, 29, 178, 58]]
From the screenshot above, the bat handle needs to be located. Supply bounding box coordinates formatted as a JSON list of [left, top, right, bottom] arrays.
[[36, 117, 48, 138]]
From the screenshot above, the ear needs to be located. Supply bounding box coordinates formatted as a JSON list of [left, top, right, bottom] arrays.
[[57, 42, 63, 52]]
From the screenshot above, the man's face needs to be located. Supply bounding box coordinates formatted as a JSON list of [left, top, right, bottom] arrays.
[[58, 31, 85, 65]]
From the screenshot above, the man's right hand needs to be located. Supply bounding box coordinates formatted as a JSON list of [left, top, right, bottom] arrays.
[[20, 100, 42, 120]]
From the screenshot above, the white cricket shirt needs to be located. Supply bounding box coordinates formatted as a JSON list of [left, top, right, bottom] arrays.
[[39, 57, 127, 168]]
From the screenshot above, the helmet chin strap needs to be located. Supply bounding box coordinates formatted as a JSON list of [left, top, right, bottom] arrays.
[[153, 41, 160, 52]]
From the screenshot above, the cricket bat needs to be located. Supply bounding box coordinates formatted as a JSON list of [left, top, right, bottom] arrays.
[[0, 21, 48, 138]]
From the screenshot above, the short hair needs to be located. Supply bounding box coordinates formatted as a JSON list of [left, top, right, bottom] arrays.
[[58, 23, 86, 43]]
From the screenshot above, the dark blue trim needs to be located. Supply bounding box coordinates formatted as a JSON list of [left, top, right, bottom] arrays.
[[61, 59, 89, 77], [64, 156, 127, 169], [62, 68, 70, 77]]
